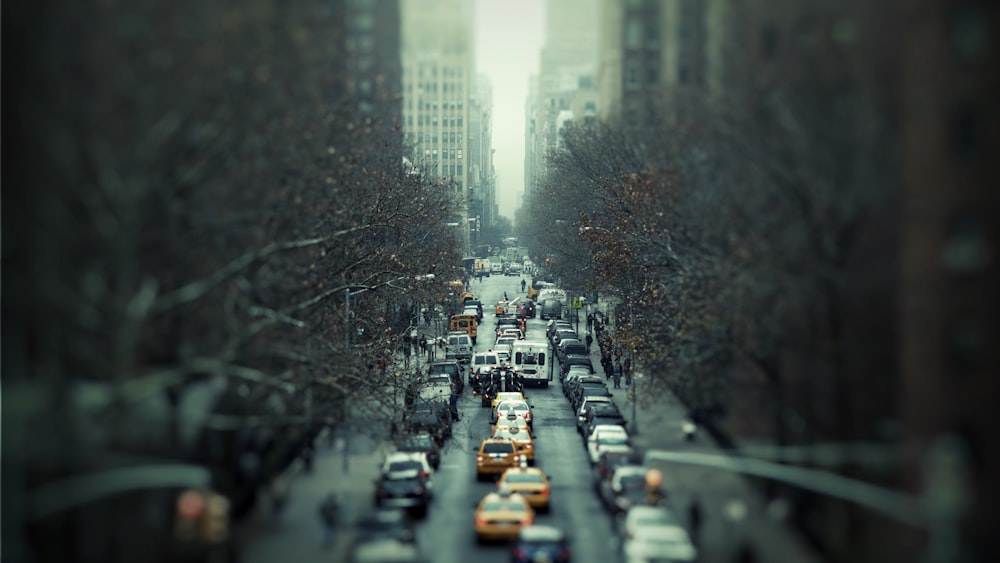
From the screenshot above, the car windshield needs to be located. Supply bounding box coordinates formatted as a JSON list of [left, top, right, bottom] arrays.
[[483, 443, 515, 454], [387, 461, 422, 473], [600, 435, 629, 445], [400, 436, 433, 449], [483, 501, 525, 511], [504, 473, 543, 484], [620, 476, 646, 489]]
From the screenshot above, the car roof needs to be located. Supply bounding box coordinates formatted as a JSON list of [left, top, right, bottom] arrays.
[[385, 452, 427, 462], [518, 524, 566, 543]]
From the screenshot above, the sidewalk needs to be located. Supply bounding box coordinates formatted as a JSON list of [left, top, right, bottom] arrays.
[[585, 304, 821, 563], [232, 429, 393, 563]]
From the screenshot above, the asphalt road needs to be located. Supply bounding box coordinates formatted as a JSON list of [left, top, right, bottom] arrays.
[[413, 274, 622, 563]]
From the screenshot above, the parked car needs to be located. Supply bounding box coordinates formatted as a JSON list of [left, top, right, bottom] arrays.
[[511, 524, 571, 563], [540, 299, 563, 320], [396, 433, 441, 470]]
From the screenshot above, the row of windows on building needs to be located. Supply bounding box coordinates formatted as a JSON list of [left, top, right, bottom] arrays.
[[407, 115, 464, 128], [420, 148, 463, 161], [406, 82, 466, 95], [408, 99, 465, 112], [410, 65, 465, 79], [413, 132, 464, 144]]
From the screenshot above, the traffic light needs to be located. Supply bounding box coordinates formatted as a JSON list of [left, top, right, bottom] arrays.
[[174, 489, 231, 544]]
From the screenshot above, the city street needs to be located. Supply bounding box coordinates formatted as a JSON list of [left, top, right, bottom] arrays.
[[236, 274, 820, 562]]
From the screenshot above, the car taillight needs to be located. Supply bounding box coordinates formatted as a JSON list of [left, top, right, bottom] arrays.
[[524, 412, 531, 420], [475, 515, 487, 526], [540, 487, 549, 496], [420, 471, 429, 478], [520, 516, 533, 525]]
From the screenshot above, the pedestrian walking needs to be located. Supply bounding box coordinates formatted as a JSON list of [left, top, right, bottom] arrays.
[[585, 332, 593, 353], [613, 361, 623, 389], [688, 498, 703, 545], [419, 335, 428, 356], [520, 278, 526, 293], [586, 313, 593, 333], [601, 355, 613, 381], [318, 493, 339, 547]]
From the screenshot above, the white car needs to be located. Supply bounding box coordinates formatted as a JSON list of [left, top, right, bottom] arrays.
[[587, 426, 631, 464], [381, 452, 435, 495], [621, 506, 696, 562]]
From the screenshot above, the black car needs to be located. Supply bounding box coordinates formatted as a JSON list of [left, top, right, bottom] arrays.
[[511, 524, 572, 563], [522, 300, 537, 319], [540, 299, 563, 320], [374, 471, 431, 518], [571, 384, 611, 411], [354, 508, 417, 544], [405, 408, 450, 445], [556, 339, 588, 363], [397, 433, 441, 470], [560, 354, 595, 378]]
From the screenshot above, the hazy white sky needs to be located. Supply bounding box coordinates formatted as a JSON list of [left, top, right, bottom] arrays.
[[475, 0, 546, 220]]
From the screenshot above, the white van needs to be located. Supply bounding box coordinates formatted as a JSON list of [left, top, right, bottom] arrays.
[[471, 351, 501, 384], [445, 332, 473, 363], [511, 340, 549, 388]]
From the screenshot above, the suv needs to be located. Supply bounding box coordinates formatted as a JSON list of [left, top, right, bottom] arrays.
[[445, 332, 473, 363]]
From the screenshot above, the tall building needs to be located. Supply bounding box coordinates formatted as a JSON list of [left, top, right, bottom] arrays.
[[468, 74, 496, 251], [597, 0, 705, 123], [525, 0, 599, 198], [401, 0, 475, 195]]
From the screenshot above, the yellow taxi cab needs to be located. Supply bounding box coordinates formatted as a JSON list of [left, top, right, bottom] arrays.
[[473, 486, 534, 543], [495, 300, 509, 317], [497, 466, 551, 512], [490, 425, 535, 464], [476, 439, 522, 481], [492, 391, 525, 410]]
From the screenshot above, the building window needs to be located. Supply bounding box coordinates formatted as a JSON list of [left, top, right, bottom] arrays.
[[418, 116, 424, 126], [647, 64, 659, 85], [952, 105, 978, 158], [942, 213, 991, 274], [625, 62, 640, 90], [645, 22, 659, 49], [457, 164, 463, 176], [457, 149, 463, 159], [761, 25, 779, 57], [457, 118, 463, 127], [626, 19, 642, 49], [432, 116, 438, 126], [451, 149, 456, 160], [441, 132, 447, 143], [458, 132, 463, 143], [952, 5, 990, 63]]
